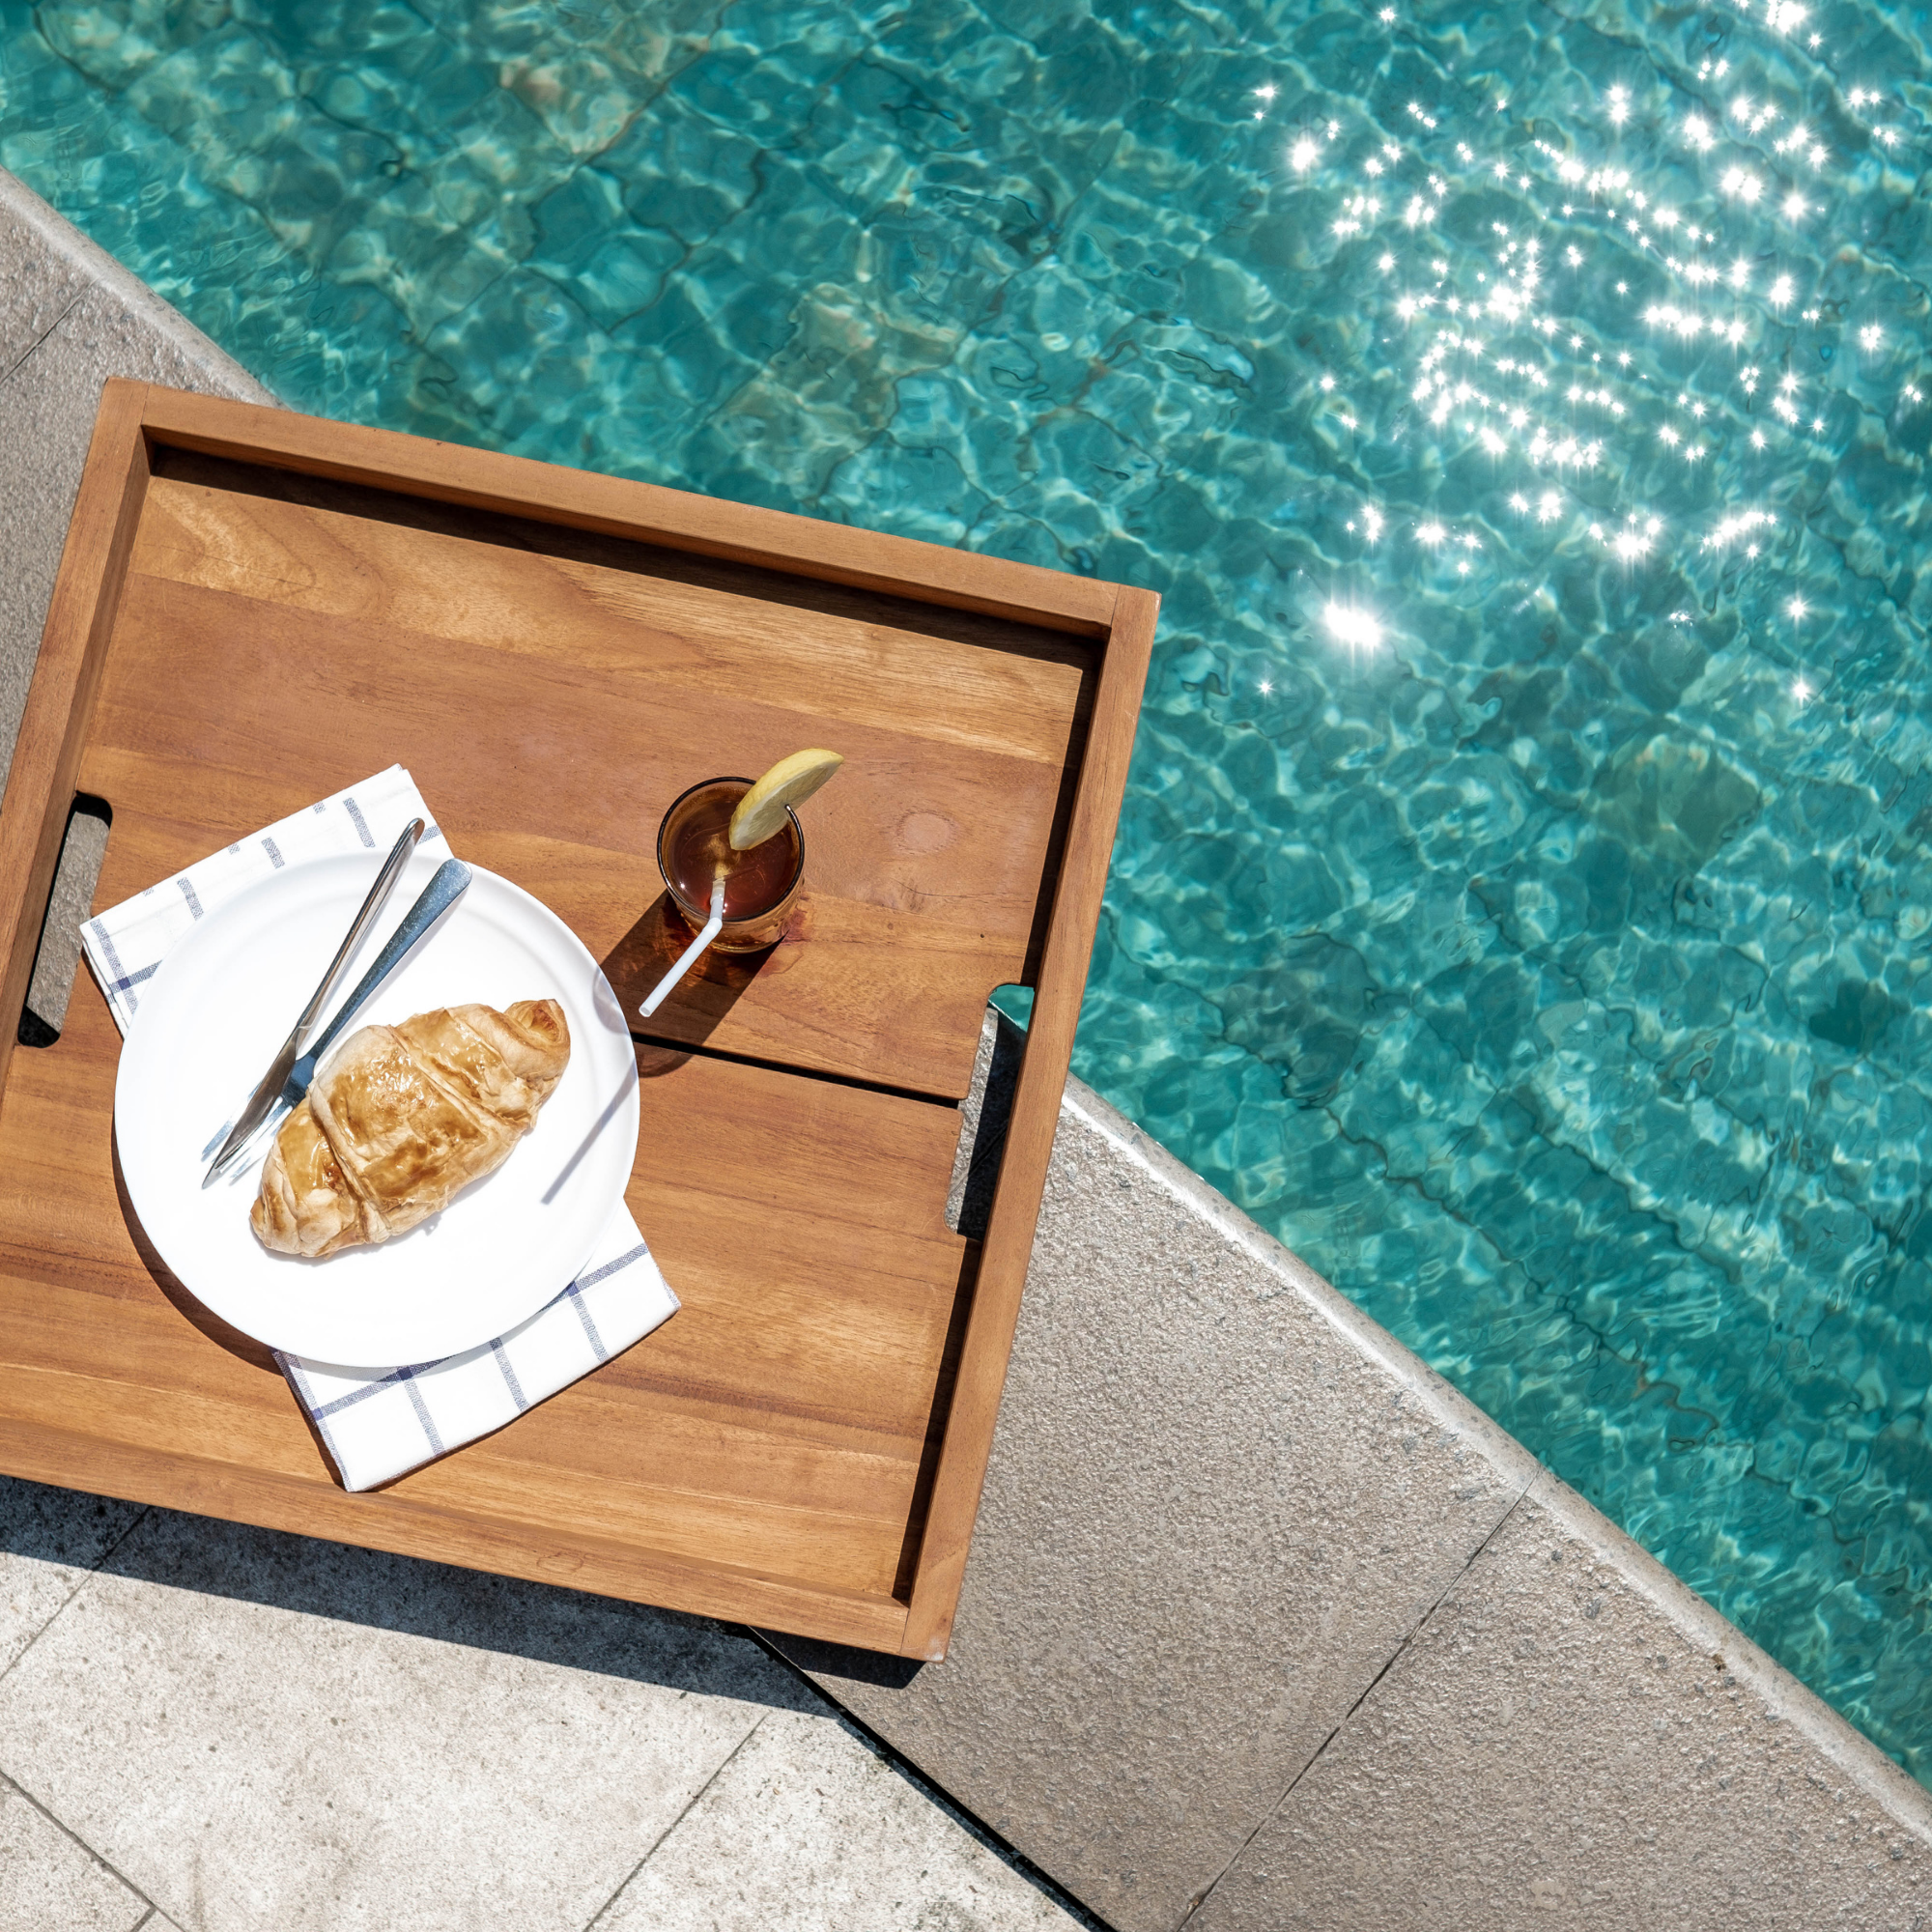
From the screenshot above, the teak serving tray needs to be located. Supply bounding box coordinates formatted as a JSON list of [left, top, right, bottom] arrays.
[[0, 382, 1154, 1658]]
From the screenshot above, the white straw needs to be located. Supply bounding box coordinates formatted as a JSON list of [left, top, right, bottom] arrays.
[[639, 875, 725, 1018]]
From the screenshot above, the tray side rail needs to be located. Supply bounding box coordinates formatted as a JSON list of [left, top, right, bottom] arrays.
[[0, 377, 153, 1109], [137, 386, 1119, 640], [0, 1409, 912, 1651], [899, 585, 1159, 1659], [0, 380, 1157, 1659]]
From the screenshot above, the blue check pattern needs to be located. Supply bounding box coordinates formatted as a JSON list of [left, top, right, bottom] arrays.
[[277, 1227, 673, 1491]]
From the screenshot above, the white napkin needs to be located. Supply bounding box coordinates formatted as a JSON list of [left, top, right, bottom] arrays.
[[80, 765, 677, 1491], [81, 765, 440, 1034], [278, 1213, 670, 1491]]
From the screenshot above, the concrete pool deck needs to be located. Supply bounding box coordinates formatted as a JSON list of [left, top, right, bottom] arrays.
[[2, 163, 1930, 1930]]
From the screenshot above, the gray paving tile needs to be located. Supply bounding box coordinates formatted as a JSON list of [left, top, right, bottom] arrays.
[[0, 1476, 143, 1677], [0, 1509, 811, 1932], [0, 1772, 148, 1932], [771, 1063, 1540, 1932], [1188, 1475, 1932, 1932], [600, 1707, 1079, 1932]]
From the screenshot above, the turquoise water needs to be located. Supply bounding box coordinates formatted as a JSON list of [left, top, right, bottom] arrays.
[[9, 0, 1932, 1775]]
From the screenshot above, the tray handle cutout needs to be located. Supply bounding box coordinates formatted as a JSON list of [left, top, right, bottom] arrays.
[[947, 1001, 1026, 1239], [17, 794, 111, 1047]]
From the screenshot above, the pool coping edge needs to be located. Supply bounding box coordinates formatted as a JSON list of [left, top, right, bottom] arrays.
[[1059, 1062, 1932, 1843], [0, 167, 277, 408]]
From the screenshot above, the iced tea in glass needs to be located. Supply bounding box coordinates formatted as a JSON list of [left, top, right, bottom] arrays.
[[656, 776, 804, 952]]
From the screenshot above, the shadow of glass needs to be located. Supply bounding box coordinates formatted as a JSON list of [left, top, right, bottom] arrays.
[[599, 891, 789, 1054]]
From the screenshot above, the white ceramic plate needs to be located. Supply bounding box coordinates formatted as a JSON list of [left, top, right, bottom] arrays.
[[115, 851, 639, 1367]]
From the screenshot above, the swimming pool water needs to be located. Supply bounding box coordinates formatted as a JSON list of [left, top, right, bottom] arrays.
[[8, 0, 1932, 1776]]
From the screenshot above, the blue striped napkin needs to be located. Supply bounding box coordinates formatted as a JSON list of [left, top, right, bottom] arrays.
[[80, 765, 678, 1491], [279, 1216, 673, 1491], [82, 765, 444, 1033]]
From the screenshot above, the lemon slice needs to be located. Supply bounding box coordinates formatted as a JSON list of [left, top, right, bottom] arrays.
[[728, 748, 844, 850]]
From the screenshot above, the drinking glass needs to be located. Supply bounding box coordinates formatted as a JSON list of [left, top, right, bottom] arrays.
[[656, 776, 805, 953]]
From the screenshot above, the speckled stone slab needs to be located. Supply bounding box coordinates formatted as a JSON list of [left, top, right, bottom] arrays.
[[772, 1024, 1932, 1932], [0, 1773, 149, 1932], [1191, 1474, 1932, 1932]]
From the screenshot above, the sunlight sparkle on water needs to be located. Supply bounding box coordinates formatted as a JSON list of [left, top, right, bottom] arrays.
[[1322, 602, 1383, 650], [1279, 25, 1920, 641], [1194, 0, 1932, 1790]]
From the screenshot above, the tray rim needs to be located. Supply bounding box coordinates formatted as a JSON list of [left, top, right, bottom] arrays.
[[0, 379, 1158, 1661]]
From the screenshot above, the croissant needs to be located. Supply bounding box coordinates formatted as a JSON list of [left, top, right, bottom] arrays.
[[251, 1000, 571, 1259]]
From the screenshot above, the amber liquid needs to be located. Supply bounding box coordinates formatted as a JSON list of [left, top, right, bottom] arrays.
[[665, 787, 801, 922]]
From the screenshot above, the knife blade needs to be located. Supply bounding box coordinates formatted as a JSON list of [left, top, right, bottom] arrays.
[[202, 819, 425, 1188], [204, 856, 473, 1186]]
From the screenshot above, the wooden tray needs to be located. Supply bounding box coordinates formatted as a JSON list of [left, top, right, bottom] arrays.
[[0, 382, 1154, 1658]]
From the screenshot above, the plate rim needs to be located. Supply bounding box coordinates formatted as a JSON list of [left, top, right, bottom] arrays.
[[112, 854, 639, 1365]]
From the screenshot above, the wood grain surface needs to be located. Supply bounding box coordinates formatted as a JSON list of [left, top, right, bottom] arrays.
[[900, 586, 1161, 1659], [0, 989, 964, 1644], [139, 385, 1121, 637], [0, 384, 1156, 1655], [0, 382, 150, 1112], [99, 448, 1093, 1100]]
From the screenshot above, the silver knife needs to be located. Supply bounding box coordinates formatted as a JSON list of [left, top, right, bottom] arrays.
[[203, 855, 473, 1186], [202, 819, 424, 1187]]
